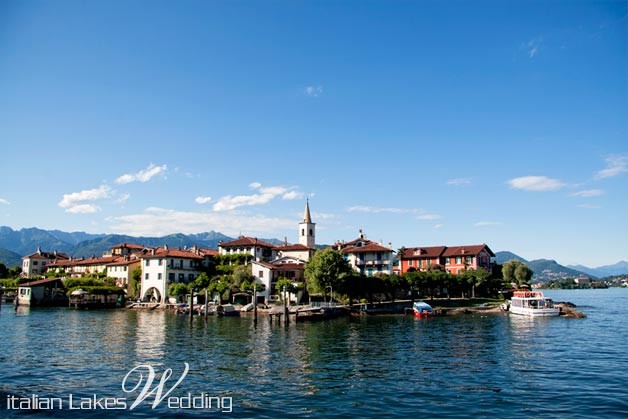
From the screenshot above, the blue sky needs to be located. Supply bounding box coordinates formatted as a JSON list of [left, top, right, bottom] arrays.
[[0, 0, 626, 267]]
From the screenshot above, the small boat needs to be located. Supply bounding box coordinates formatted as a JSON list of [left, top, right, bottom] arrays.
[[508, 291, 561, 317], [412, 301, 434, 318], [217, 304, 240, 317]]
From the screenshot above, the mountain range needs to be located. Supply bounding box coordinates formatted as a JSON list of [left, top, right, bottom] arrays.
[[1, 226, 626, 280]]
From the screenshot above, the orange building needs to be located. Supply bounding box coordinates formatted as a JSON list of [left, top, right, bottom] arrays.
[[399, 244, 494, 275]]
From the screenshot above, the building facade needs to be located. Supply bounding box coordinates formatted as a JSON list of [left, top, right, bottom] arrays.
[[399, 244, 495, 275], [21, 248, 69, 277], [334, 231, 394, 276]]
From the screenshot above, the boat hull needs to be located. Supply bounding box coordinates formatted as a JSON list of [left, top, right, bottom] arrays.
[[509, 306, 561, 317]]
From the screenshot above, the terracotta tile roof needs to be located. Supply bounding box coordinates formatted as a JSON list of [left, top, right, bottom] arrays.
[[106, 258, 141, 266], [442, 244, 495, 257], [340, 242, 393, 254], [23, 251, 70, 260], [142, 248, 204, 260], [110, 243, 146, 250], [276, 244, 313, 251], [252, 261, 276, 269], [49, 256, 122, 267], [199, 248, 218, 256], [273, 263, 306, 271], [219, 237, 276, 249], [20, 278, 65, 287], [402, 246, 447, 259]]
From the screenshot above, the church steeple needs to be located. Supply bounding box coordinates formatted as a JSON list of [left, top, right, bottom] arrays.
[[303, 198, 312, 223], [299, 199, 316, 248]]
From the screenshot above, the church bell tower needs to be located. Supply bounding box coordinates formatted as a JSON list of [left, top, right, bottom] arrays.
[[299, 199, 316, 248]]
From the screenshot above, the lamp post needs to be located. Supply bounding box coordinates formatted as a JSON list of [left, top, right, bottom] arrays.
[[283, 285, 289, 325], [253, 283, 258, 325]]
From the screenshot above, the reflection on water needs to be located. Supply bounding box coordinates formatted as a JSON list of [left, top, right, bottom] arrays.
[[1, 289, 628, 417], [134, 310, 167, 363]]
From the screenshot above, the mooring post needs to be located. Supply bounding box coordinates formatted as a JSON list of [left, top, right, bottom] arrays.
[[189, 289, 194, 324]]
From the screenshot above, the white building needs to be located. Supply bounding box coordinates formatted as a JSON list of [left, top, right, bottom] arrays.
[[218, 237, 277, 262], [250, 201, 316, 303], [139, 245, 209, 303], [334, 230, 394, 277], [21, 248, 69, 278], [106, 256, 142, 289]]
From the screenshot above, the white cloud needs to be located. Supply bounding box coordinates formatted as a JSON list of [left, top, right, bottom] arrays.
[[312, 212, 336, 221], [66, 204, 101, 214], [447, 178, 472, 186], [596, 155, 628, 179], [213, 184, 302, 211], [115, 163, 167, 185], [474, 221, 502, 227], [347, 206, 424, 214], [525, 38, 542, 58], [304, 85, 323, 97], [116, 193, 130, 204], [434, 224, 444, 229], [507, 176, 566, 191], [578, 204, 602, 209], [282, 191, 304, 200], [571, 189, 604, 198], [0, 198, 10, 205], [416, 214, 443, 221], [195, 196, 213, 204], [109, 207, 296, 237], [59, 185, 112, 213]]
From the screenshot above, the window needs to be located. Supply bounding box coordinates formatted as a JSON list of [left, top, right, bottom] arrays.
[[309, 229, 313, 236], [124, 266, 127, 271], [302, 229, 305, 236], [259, 271, 264, 278], [158, 259, 163, 266], [188, 274, 194, 282], [145, 273, 149, 280], [169, 273, 175, 282], [189, 260, 194, 268], [409, 260, 413, 267], [42, 262, 46, 266], [179, 273, 184, 282], [146, 260, 150, 266], [33, 261, 39, 266], [445, 257, 451, 264], [465, 256, 473, 264], [157, 273, 162, 280], [456, 256, 462, 264]]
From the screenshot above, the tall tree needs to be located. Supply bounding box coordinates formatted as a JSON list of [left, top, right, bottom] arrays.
[[304, 248, 352, 298], [502, 260, 533, 288]]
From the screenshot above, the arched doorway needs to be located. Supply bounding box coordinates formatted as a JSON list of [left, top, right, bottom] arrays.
[[143, 287, 162, 303]]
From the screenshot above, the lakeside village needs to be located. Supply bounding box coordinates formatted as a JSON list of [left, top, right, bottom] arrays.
[[0, 202, 601, 319]]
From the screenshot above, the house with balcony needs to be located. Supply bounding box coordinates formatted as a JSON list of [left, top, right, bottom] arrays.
[[251, 256, 307, 304], [21, 248, 69, 278], [333, 230, 394, 276], [139, 245, 212, 303], [398, 243, 494, 275], [399, 246, 447, 274], [218, 237, 277, 262], [47, 255, 121, 278], [106, 255, 142, 290]]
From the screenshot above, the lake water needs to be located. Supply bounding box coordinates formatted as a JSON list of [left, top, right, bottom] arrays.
[[1, 289, 627, 417]]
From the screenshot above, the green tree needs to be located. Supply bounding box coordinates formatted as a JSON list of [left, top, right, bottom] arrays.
[[168, 283, 190, 302], [514, 264, 534, 287], [130, 268, 142, 298], [304, 248, 352, 299], [503, 260, 524, 286], [275, 278, 297, 301], [0, 263, 8, 279]]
